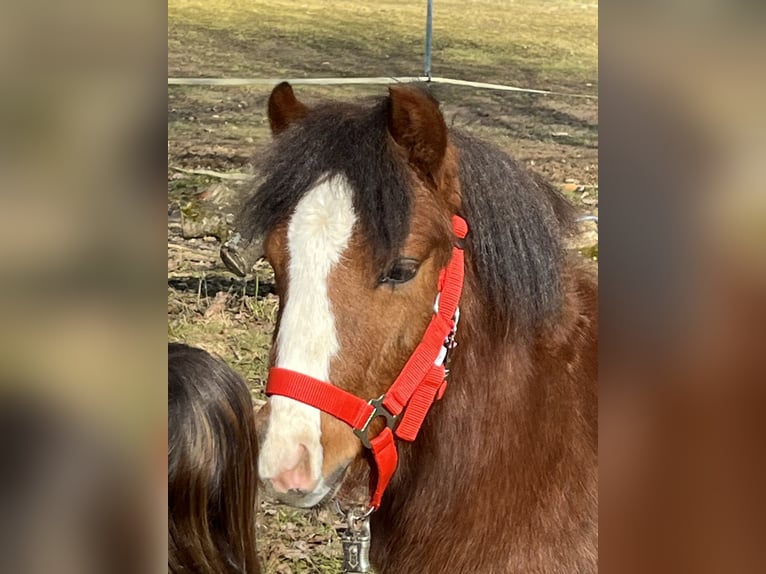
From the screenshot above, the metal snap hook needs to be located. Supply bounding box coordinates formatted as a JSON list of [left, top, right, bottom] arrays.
[[336, 501, 373, 573]]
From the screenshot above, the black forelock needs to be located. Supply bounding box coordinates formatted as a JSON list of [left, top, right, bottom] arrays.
[[239, 98, 412, 270], [240, 95, 576, 336]]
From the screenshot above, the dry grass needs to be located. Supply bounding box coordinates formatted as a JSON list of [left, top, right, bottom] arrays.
[[169, 0, 597, 88]]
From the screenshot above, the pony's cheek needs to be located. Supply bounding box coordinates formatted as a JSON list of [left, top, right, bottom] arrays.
[[320, 413, 362, 475]]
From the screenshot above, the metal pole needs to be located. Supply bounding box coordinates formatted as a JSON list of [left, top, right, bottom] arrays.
[[424, 0, 433, 81]]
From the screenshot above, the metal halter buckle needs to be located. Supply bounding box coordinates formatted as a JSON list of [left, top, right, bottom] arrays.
[[441, 307, 461, 373], [353, 395, 399, 449], [441, 330, 458, 375]]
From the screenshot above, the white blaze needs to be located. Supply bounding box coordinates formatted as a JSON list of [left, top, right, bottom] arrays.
[[258, 174, 356, 504]]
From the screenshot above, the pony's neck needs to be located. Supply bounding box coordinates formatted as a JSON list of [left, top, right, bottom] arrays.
[[370, 262, 598, 573], [389, 267, 537, 500]]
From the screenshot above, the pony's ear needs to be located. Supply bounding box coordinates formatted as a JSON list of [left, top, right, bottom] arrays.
[[386, 85, 448, 177], [267, 82, 309, 135]]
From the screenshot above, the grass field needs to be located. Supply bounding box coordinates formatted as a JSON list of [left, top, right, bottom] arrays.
[[168, 1, 597, 571]]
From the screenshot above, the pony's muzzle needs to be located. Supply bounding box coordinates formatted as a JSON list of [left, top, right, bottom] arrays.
[[267, 443, 318, 494]]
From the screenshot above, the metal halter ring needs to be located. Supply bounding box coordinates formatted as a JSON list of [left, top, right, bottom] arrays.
[[335, 500, 375, 525], [353, 396, 399, 450]]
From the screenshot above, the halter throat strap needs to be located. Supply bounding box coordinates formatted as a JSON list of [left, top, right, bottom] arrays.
[[266, 215, 468, 510]]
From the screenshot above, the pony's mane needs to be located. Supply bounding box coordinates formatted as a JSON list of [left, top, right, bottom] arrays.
[[240, 93, 576, 335], [451, 131, 577, 334]]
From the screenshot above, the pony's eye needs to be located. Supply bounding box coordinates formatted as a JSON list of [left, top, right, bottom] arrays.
[[379, 258, 420, 286]]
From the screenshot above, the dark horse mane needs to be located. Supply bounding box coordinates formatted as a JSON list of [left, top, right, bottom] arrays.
[[240, 90, 578, 335]]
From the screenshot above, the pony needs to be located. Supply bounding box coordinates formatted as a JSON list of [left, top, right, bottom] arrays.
[[243, 83, 597, 573], [168, 342, 261, 574]]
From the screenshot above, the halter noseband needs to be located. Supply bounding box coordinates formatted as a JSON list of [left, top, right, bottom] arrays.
[[266, 215, 468, 510]]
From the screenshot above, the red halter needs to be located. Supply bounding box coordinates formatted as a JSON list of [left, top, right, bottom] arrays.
[[266, 215, 468, 510]]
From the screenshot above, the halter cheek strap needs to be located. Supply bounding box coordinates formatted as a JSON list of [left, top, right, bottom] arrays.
[[266, 215, 468, 510]]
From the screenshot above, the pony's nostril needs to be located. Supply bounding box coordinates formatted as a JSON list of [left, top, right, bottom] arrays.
[[269, 444, 317, 494], [288, 488, 306, 496]]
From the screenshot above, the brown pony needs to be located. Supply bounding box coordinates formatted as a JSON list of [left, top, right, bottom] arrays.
[[244, 83, 597, 573], [168, 342, 261, 574]]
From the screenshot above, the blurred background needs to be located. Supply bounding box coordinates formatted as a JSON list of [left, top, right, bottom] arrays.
[[600, 2, 766, 572], [0, 0, 165, 571], [0, 0, 763, 571]]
